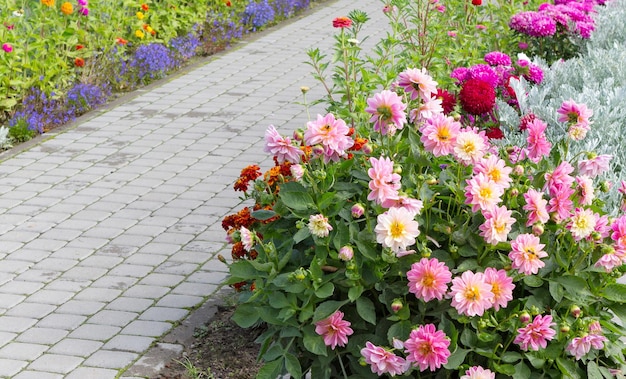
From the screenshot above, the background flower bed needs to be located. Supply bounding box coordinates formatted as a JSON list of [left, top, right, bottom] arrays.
[[221, 0, 626, 378], [0, 0, 321, 149]]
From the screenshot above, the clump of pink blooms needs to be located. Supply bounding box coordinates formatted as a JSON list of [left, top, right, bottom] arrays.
[[509, 0, 600, 39]]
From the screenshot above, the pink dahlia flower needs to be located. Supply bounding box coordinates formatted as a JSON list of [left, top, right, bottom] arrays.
[[404, 324, 450, 371], [375, 207, 420, 254], [368, 156, 401, 205], [473, 155, 513, 189], [365, 90, 407, 135], [479, 205, 516, 245], [557, 99, 593, 128], [465, 173, 504, 213], [314, 310, 353, 350], [523, 188, 550, 226], [407, 258, 452, 302], [264, 125, 304, 163], [304, 113, 354, 163], [360, 341, 409, 376], [483, 267, 514, 311], [450, 271, 494, 317], [461, 366, 496, 379], [397, 67, 438, 101], [454, 127, 489, 165], [509, 233, 548, 275], [526, 118, 551, 163], [514, 314, 556, 351], [308, 214, 333, 238], [419, 113, 461, 157], [578, 154, 611, 178]]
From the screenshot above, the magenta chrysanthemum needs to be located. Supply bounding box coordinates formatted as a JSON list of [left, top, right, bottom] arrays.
[[404, 324, 450, 371], [509, 11, 557, 37], [407, 258, 452, 302], [484, 51, 512, 66]]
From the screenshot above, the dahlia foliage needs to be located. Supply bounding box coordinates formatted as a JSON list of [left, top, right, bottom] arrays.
[[222, 2, 626, 379]]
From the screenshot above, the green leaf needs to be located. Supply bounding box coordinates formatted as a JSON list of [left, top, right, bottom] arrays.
[[609, 304, 626, 325], [549, 281, 564, 303], [387, 320, 412, 342], [312, 300, 349, 322], [502, 351, 522, 363], [493, 363, 516, 376], [315, 282, 335, 299], [553, 276, 592, 301], [523, 275, 544, 287], [285, 353, 302, 379], [602, 283, 626, 302], [355, 233, 379, 261], [356, 297, 376, 325], [279, 183, 314, 211], [251, 209, 277, 220], [229, 260, 259, 281], [317, 192, 337, 211], [232, 304, 260, 328], [557, 356, 581, 378], [348, 285, 364, 301], [269, 292, 291, 309], [293, 227, 311, 243], [256, 359, 283, 379], [587, 362, 604, 379], [0, 98, 17, 109], [303, 332, 328, 356], [513, 362, 531, 379], [443, 348, 469, 370]]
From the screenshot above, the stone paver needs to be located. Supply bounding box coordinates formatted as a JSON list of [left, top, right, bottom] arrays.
[[0, 0, 387, 377]]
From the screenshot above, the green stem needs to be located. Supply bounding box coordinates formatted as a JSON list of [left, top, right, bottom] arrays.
[[336, 350, 348, 379]]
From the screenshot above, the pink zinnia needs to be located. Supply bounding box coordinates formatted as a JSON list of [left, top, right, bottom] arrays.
[[578, 154, 611, 178], [407, 258, 452, 302], [368, 156, 401, 205], [450, 271, 494, 317], [523, 188, 549, 226], [397, 67, 438, 101], [404, 324, 450, 371], [514, 314, 556, 351], [557, 99, 593, 128], [264, 125, 304, 163], [365, 90, 407, 135], [304, 113, 354, 163], [360, 341, 409, 376], [509, 233, 548, 275], [419, 113, 461, 157], [461, 366, 496, 379], [314, 310, 353, 350], [473, 155, 513, 189], [479, 205, 516, 245], [375, 207, 420, 254], [483, 267, 514, 311], [526, 118, 551, 163], [465, 173, 504, 213]]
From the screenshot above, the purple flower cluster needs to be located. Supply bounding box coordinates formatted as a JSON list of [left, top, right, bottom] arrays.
[[244, 0, 275, 30], [130, 43, 176, 81], [169, 32, 201, 63], [65, 83, 111, 115], [510, 0, 600, 39]]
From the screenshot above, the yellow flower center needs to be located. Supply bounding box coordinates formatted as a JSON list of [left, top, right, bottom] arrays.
[[437, 126, 451, 141], [390, 221, 405, 239], [491, 282, 501, 297], [462, 140, 476, 154], [479, 187, 492, 200], [422, 273, 435, 287], [464, 285, 480, 301], [488, 168, 501, 182]]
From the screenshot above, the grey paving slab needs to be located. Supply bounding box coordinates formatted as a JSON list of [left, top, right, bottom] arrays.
[[0, 0, 387, 376]]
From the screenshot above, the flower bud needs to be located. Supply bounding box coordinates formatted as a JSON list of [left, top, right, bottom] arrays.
[[300, 86, 310, 94], [294, 268, 307, 281], [513, 165, 524, 176], [591, 231, 602, 242], [351, 203, 365, 218], [570, 305, 581, 318], [426, 177, 438, 185], [361, 143, 373, 155], [338, 246, 354, 261], [312, 145, 325, 156], [217, 254, 226, 263], [532, 223, 544, 236], [519, 311, 531, 324], [293, 129, 304, 141], [391, 299, 403, 313], [393, 165, 402, 175], [560, 324, 570, 333], [600, 181, 611, 193], [290, 164, 304, 181], [509, 188, 519, 197]]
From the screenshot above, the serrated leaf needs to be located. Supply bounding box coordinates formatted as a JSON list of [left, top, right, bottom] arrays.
[[229, 260, 259, 281], [602, 283, 626, 302], [356, 297, 376, 325], [256, 359, 283, 379], [280, 191, 314, 211], [285, 353, 302, 379], [232, 304, 260, 328]]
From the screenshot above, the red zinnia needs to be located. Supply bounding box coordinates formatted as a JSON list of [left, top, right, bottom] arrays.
[[458, 79, 496, 115], [472, 0, 482, 4], [116, 37, 128, 45], [74, 57, 85, 67], [435, 88, 457, 115], [332, 17, 352, 28]]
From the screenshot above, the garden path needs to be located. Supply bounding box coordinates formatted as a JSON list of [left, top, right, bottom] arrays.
[[0, 0, 388, 378]]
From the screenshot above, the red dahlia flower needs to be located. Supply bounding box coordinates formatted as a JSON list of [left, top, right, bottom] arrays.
[[332, 17, 352, 28], [458, 79, 496, 115], [436, 88, 457, 115], [472, 0, 482, 5]]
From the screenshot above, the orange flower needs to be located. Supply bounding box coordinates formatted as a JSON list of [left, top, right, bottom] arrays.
[[41, 0, 55, 7], [115, 37, 128, 45], [60, 2, 73, 14], [142, 23, 149, 30], [141, 3, 149, 11], [74, 57, 85, 67], [75, 44, 84, 50]]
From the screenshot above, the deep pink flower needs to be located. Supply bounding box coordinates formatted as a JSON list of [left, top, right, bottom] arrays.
[[557, 99, 593, 128], [523, 188, 550, 226], [450, 271, 494, 317], [526, 118, 551, 163], [578, 154, 611, 178], [483, 267, 514, 311], [314, 310, 353, 350], [361, 341, 409, 376], [479, 205, 516, 245], [397, 67, 438, 101], [2, 43, 12, 53], [514, 314, 556, 351], [509, 233, 548, 275], [484, 51, 512, 66], [461, 366, 496, 379], [547, 185, 574, 222], [304, 113, 354, 163], [407, 258, 452, 302], [419, 113, 461, 157], [365, 90, 407, 135], [404, 324, 450, 371], [368, 156, 401, 205], [264, 125, 304, 163], [545, 161, 575, 190]]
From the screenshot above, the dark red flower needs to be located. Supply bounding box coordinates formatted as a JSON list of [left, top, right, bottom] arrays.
[[332, 17, 352, 28], [472, 0, 482, 5], [76, 44, 84, 50], [141, 3, 149, 11], [486, 127, 504, 139], [74, 57, 85, 67], [458, 79, 496, 115], [436, 88, 457, 115], [519, 113, 537, 131]]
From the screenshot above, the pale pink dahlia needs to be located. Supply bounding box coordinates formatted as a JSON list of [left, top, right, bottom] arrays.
[[397, 67, 438, 101], [575, 175, 595, 206], [407, 258, 452, 302], [410, 96, 444, 122], [419, 113, 461, 157], [375, 207, 420, 253], [461, 366, 496, 379], [450, 271, 494, 317], [523, 188, 550, 226], [404, 324, 450, 372], [368, 156, 401, 205], [264, 125, 304, 163], [595, 248, 626, 272], [514, 314, 556, 351], [314, 310, 353, 350], [479, 205, 516, 245], [483, 267, 514, 311], [568, 208, 598, 240], [361, 341, 409, 376], [566, 321, 607, 361], [383, 196, 424, 217], [304, 113, 354, 163], [365, 90, 407, 135], [465, 173, 504, 213], [240, 226, 254, 252], [578, 154, 611, 178], [545, 161, 575, 190], [509, 233, 547, 275], [473, 155, 513, 189], [308, 214, 333, 238], [454, 127, 489, 165]]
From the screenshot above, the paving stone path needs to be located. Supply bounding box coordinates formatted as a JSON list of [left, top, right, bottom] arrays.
[[0, 1, 389, 377]]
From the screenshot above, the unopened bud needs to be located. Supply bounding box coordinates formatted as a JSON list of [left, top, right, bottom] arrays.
[[426, 177, 438, 185], [351, 203, 365, 218], [532, 223, 544, 236], [300, 86, 310, 94], [217, 254, 226, 263], [339, 246, 354, 261], [293, 129, 304, 141], [519, 311, 531, 324], [513, 165, 524, 176], [560, 324, 570, 333], [509, 188, 519, 197], [362, 143, 373, 155], [312, 145, 325, 156], [600, 181, 611, 193], [391, 299, 403, 313], [570, 305, 581, 318], [393, 165, 402, 175]]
